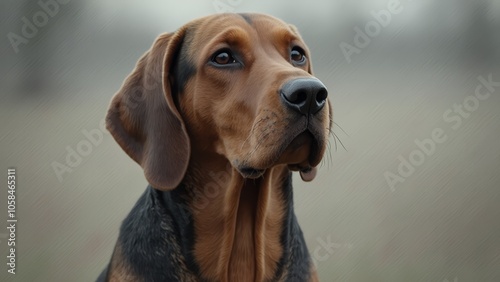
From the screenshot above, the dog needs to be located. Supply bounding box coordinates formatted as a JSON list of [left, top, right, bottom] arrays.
[[97, 13, 331, 282]]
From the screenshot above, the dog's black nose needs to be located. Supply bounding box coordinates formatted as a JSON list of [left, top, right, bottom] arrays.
[[280, 78, 328, 115]]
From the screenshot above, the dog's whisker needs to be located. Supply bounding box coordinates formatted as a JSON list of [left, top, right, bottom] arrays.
[[240, 119, 260, 150], [332, 131, 347, 152], [327, 139, 333, 167], [331, 131, 338, 152], [333, 122, 349, 136]]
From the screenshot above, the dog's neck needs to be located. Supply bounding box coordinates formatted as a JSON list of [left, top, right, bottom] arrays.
[[165, 155, 294, 281]]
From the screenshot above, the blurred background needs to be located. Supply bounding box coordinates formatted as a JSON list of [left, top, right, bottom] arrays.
[[1, 0, 499, 281]]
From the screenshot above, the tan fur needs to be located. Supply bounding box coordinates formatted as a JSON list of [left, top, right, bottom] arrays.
[[186, 161, 288, 281]]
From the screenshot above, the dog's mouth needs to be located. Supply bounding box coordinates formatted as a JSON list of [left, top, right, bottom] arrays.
[[236, 124, 324, 181], [283, 131, 320, 182], [279, 130, 318, 165]]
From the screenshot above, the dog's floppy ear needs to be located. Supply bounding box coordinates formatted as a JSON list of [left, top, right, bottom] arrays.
[[106, 28, 190, 190]]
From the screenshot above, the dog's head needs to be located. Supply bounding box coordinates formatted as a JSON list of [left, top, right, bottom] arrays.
[[106, 13, 332, 190]]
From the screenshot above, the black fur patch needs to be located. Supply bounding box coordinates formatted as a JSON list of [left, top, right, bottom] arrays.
[[113, 186, 198, 280], [171, 27, 197, 95], [272, 172, 314, 281], [238, 13, 253, 26]]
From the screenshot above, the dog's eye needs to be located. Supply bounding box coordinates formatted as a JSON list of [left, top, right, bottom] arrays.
[[212, 50, 237, 65], [291, 47, 306, 64]]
